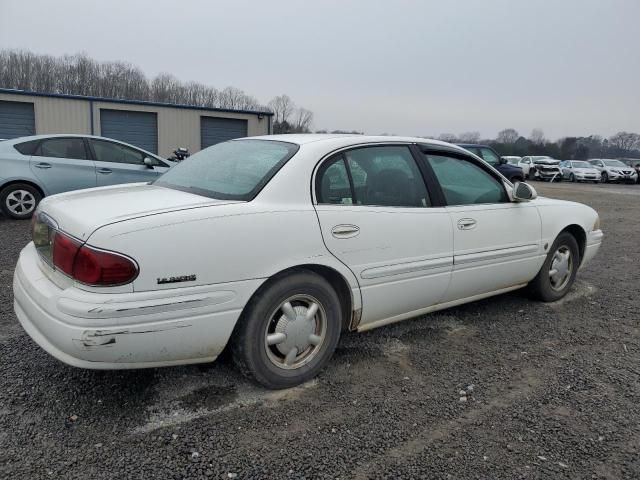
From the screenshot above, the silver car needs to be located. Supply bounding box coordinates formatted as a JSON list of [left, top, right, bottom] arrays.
[[589, 159, 638, 184], [0, 134, 174, 219], [560, 160, 601, 183]]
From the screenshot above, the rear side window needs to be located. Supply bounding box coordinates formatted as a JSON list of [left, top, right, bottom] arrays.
[[317, 146, 431, 208], [13, 140, 40, 155], [425, 154, 508, 206], [36, 138, 88, 160]]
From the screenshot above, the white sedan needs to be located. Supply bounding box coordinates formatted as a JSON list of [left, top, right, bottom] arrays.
[[13, 135, 603, 388]]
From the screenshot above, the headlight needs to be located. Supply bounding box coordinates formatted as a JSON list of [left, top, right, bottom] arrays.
[[593, 215, 600, 231]]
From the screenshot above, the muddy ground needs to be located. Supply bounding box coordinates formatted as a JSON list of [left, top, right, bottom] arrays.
[[0, 181, 638, 479]]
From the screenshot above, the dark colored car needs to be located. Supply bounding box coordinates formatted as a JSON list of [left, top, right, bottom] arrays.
[[457, 144, 524, 183]]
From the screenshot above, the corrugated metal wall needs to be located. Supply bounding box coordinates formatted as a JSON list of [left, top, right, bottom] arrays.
[[0, 92, 270, 158], [201, 116, 248, 148], [100, 109, 158, 153], [0, 100, 35, 138]]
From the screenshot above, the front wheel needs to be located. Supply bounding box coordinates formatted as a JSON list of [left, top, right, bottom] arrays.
[[601, 172, 609, 183], [0, 183, 42, 220], [570, 173, 576, 182], [231, 271, 342, 389], [528, 232, 580, 302]]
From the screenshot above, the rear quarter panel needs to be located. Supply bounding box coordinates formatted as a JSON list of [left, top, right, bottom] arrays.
[[0, 148, 47, 194], [86, 201, 361, 300]]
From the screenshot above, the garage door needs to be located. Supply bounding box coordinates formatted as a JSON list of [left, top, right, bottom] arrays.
[[0, 100, 35, 139], [201, 117, 248, 149], [100, 109, 158, 153]]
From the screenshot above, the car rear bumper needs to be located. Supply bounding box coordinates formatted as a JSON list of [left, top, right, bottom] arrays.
[[13, 242, 263, 369], [581, 229, 603, 269]]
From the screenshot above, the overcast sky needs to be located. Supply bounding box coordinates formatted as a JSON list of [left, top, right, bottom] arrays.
[[2, 0, 639, 140]]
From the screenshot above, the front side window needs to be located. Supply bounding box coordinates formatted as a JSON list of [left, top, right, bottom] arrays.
[[479, 148, 500, 166], [425, 154, 508, 206], [37, 138, 87, 160], [155, 139, 298, 201]]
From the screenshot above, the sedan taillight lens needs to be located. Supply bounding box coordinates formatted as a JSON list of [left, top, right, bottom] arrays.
[[50, 231, 138, 286]]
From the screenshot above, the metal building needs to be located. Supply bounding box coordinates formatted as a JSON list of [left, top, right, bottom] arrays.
[[0, 88, 272, 157]]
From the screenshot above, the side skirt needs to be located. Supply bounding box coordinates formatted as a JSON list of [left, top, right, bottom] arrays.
[[356, 283, 527, 332]]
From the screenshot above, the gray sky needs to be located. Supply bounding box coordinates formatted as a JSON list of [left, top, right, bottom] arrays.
[[2, 0, 639, 140]]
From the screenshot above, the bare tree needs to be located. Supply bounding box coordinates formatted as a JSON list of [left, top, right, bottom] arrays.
[[438, 133, 458, 143], [458, 131, 481, 143], [529, 128, 545, 145], [497, 128, 519, 144], [268, 94, 295, 125], [609, 132, 640, 152], [292, 108, 313, 133]]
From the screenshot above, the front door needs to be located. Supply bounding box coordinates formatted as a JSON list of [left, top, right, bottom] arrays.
[[422, 151, 542, 302], [29, 137, 96, 195], [313, 145, 454, 327], [89, 139, 168, 187]]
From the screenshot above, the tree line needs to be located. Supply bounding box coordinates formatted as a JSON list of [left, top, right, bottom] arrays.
[[434, 129, 640, 160], [0, 49, 270, 112]]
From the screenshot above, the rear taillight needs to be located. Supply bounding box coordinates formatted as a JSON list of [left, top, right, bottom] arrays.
[[51, 231, 138, 286]]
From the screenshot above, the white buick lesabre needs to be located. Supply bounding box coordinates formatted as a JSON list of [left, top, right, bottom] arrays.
[[14, 135, 603, 388]]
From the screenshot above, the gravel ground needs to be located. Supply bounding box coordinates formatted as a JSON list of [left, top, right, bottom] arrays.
[[0, 182, 638, 479]]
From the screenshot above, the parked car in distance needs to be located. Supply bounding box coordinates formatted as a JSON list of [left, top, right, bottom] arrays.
[[502, 155, 522, 166], [456, 144, 524, 182], [527, 157, 562, 181], [589, 159, 638, 184], [519, 156, 550, 178], [0, 134, 175, 219], [559, 160, 601, 183], [14, 135, 603, 389]]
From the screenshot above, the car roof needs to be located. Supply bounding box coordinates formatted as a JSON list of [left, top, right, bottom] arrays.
[[247, 133, 464, 150], [3, 134, 165, 159]]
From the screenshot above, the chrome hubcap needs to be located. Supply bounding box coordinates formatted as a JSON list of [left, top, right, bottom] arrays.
[[6, 190, 35, 215], [264, 295, 327, 370], [549, 246, 573, 291]]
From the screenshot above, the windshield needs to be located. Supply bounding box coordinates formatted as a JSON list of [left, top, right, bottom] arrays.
[[154, 140, 299, 200], [531, 156, 551, 161], [572, 161, 591, 168], [603, 160, 626, 167]]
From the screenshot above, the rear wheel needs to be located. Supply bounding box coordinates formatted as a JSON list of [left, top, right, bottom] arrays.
[[570, 173, 576, 182], [0, 183, 42, 220], [529, 232, 580, 302], [231, 271, 342, 389]]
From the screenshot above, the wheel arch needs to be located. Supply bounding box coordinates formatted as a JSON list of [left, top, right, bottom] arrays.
[[239, 263, 360, 332], [559, 224, 586, 261], [0, 179, 46, 198]]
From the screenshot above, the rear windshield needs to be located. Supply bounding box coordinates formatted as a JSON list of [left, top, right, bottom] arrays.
[[154, 140, 299, 201]]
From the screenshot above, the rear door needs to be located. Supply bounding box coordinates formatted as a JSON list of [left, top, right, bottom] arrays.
[[29, 137, 96, 194], [313, 144, 453, 328], [420, 148, 542, 302], [89, 139, 169, 186]]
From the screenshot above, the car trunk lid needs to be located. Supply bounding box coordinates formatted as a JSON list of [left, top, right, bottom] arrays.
[[38, 183, 240, 241]]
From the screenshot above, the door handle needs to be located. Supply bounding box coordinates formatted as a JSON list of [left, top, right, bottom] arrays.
[[457, 218, 477, 230], [331, 224, 360, 239], [34, 162, 51, 169], [97, 168, 112, 174]]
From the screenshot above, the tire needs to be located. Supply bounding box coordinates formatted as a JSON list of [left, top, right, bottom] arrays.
[[601, 172, 609, 183], [570, 173, 576, 182], [0, 183, 42, 220], [528, 232, 580, 302], [231, 270, 342, 389]]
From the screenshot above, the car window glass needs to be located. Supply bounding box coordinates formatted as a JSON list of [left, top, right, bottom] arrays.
[[316, 156, 353, 205], [425, 154, 508, 206], [14, 139, 40, 155], [91, 139, 149, 165], [343, 146, 430, 207], [479, 148, 500, 166], [37, 138, 87, 160]]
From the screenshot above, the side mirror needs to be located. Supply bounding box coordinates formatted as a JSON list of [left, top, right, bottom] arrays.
[[512, 181, 537, 202], [499, 157, 508, 165], [143, 157, 154, 168]]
